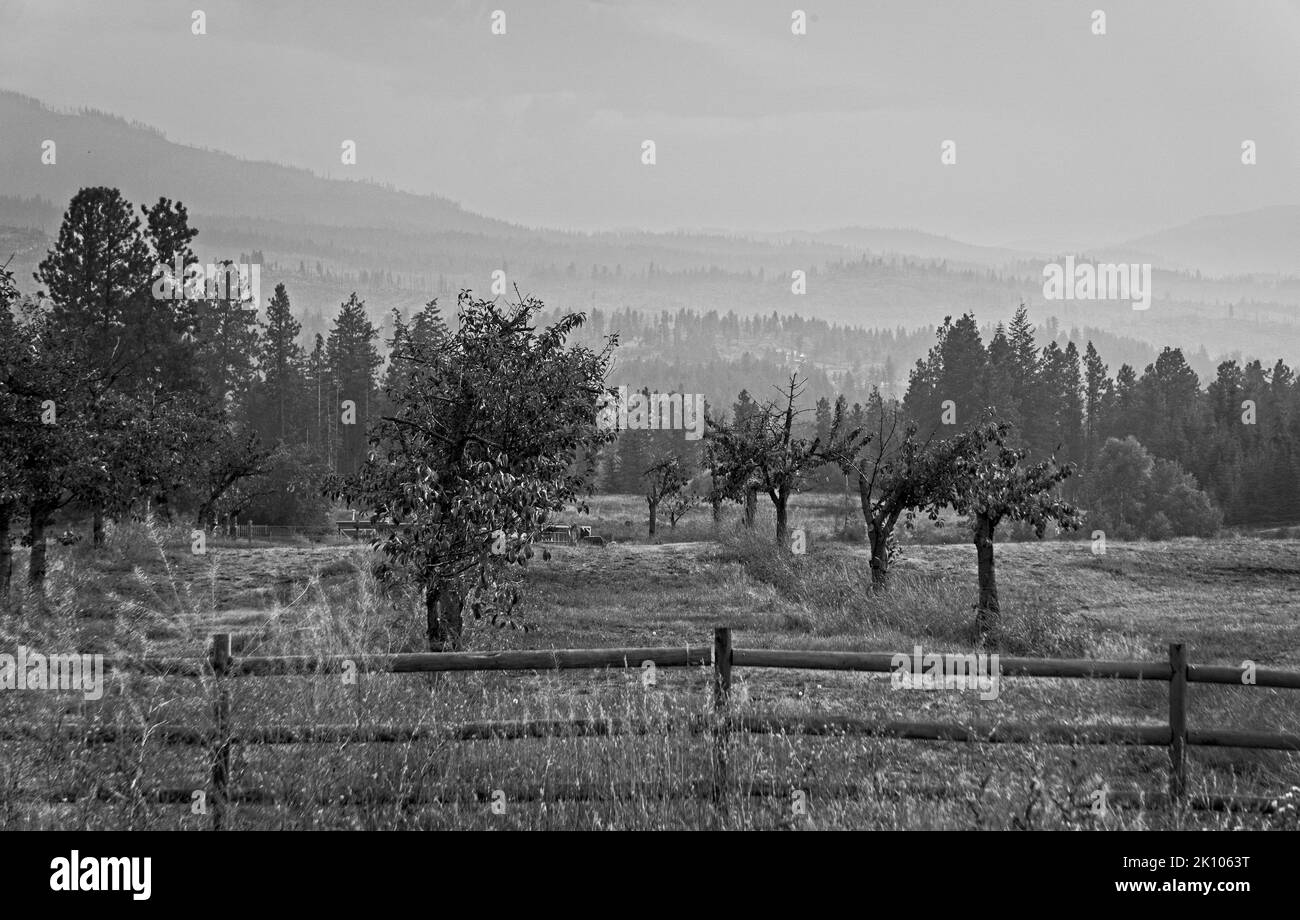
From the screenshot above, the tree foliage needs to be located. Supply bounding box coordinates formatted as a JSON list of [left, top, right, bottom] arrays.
[[336, 293, 615, 649]]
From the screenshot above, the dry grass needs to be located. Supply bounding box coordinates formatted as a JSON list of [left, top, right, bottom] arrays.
[[1, 508, 1297, 830]]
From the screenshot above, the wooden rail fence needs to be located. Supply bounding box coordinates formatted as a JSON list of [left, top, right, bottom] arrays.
[[6, 627, 1299, 828]]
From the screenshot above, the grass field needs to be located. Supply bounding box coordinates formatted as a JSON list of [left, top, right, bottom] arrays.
[[2, 496, 1298, 830]]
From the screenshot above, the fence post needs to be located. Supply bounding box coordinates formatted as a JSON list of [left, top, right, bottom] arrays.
[[209, 633, 232, 830], [713, 627, 732, 707], [712, 627, 732, 808], [247, 520, 252, 543], [1168, 642, 1187, 802]]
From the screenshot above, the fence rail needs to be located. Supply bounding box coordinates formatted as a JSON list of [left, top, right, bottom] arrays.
[[218, 522, 341, 542], [9, 628, 1299, 828]]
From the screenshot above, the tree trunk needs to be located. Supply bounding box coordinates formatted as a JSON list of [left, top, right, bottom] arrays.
[[92, 506, 105, 547], [743, 487, 757, 528], [711, 496, 722, 527], [425, 580, 464, 651], [647, 497, 658, 538], [868, 518, 890, 589], [28, 510, 51, 590], [973, 513, 999, 641], [774, 493, 789, 547], [0, 504, 12, 603]]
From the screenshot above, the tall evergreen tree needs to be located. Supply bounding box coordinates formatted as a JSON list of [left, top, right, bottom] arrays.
[[303, 333, 330, 459], [1005, 303, 1049, 450], [325, 293, 382, 474], [257, 282, 304, 442], [1082, 341, 1113, 471]]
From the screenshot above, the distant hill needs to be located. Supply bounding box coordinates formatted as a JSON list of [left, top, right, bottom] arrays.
[[763, 227, 1031, 268], [1107, 206, 1300, 277], [0, 91, 522, 239], [2, 89, 1298, 366]]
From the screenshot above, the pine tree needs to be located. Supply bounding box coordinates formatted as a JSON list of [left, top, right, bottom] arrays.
[[985, 323, 1021, 435], [1133, 348, 1201, 461], [1041, 340, 1084, 467], [1083, 341, 1113, 470], [326, 294, 382, 474], [303, 333, 330, 459], [1006, 303, 1047, 451], [258, 282, 304, 442], [191, 264, 261, 405], [904, 314, 987, 436], [35, 187, 156, 379], [1109, 364, 1139, 439]]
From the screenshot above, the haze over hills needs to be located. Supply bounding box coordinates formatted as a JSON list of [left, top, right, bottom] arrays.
[[2, 89, 1299, 372], [759, 227, 1035, 268], [1109, 206, 1300, 278], [0, 92, 518, 238]]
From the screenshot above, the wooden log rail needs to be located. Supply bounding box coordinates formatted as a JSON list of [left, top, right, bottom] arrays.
[[7, 627, 1298, 828]]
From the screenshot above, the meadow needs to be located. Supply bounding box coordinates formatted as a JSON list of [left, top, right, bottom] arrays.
[[1, 494, 1298, 830]]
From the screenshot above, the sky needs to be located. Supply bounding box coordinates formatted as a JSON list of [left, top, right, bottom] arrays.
[[2, 0, 1299, 247]]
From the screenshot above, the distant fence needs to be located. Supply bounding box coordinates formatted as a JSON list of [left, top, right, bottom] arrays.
[[218, 521, 612, 544], [6, 628, 1299, 828], [216, 521, 371, 542]]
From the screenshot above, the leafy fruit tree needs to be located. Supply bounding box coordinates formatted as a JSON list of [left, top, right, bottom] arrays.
[[700, 432, 736, 527], [710, 375, 860, 546], [187, 419, 276, 528], [940, 422, 1081, 641], [337, 294, 615, 650], [731, 390, 762, 526], [665, 484, 701, 529], [842, 391, 948, 589], [705, 391, 766, 528], [0, 287, 99, 594], [642, 454, 693, 538]]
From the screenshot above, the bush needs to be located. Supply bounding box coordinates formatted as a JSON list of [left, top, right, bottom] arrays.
[[1086, 437, 1221, 540], [236, 446, 332, 526], [1143, 511, 1173, 542]]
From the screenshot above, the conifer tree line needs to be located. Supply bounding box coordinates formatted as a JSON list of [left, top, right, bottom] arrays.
[[0, 187, 392, 596], [899, 306, 1296, 531], [604, 304, 1297, 538]]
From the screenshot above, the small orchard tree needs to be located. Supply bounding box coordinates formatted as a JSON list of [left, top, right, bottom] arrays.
[[643, 454, 692, 538], [337, 293, 615, 650], [189, 422, 276, 527], [710, 375, 861, 547], [665, 482, 701, 529], [700, 428, 740, 527], [844, 394, 1015, 590], [707, 391, 764, 528], [842, 391, 941, 588], [942, 422, 1082, 641]]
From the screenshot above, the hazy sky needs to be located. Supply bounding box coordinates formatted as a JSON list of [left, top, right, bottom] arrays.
[[2, 0, 1299, 246]]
